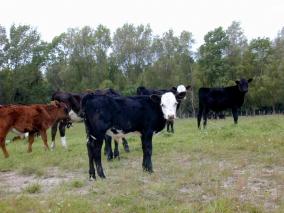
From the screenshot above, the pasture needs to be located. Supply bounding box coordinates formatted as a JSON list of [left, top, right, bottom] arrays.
[[0, 115, 283, 213]]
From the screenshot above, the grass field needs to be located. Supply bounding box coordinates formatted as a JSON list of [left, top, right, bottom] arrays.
[[0, 115, 283, 213]]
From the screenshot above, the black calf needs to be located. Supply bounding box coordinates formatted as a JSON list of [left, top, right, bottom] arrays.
[[81, 92, 183, 179], [197, 78, 252, 128]]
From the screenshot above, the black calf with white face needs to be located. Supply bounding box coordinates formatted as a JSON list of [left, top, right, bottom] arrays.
[[82, 92, 180, 180], [136, 84, 191, 133]]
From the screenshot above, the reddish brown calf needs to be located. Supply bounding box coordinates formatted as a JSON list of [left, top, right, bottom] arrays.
[[0, 101, 68, 158]]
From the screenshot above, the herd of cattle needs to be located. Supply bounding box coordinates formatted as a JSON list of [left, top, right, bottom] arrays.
[[0, 78, 252, 179]]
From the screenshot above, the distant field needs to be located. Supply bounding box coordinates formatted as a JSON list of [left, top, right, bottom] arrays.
[[0, 115, 283, 213]]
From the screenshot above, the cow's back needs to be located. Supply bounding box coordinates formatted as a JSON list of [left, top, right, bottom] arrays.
[[198, 86, 245, 111], [82, 94, 165, 134]]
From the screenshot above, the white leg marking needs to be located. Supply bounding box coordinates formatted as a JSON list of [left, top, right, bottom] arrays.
[[51, 141, 55, 150], [61, 136, 67, 148]]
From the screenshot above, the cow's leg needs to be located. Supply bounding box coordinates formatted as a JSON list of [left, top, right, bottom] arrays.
[[51, 121, 59, 150], [122, 138, 130, 152], [170, 121, 174, 133], [203, 108, 209, 128], [87, 139, 96, 180], [27, 133, 35, 153], [197, 105, 203, 129], [104, 135, 113, 161], [59, 121, 67, 148], [12, 136, 22, 142], [113, 139, 120, 159], [166, 121, 170, 132], [0, 136, 9, 158], [93, 136, 106, 178], [141, 132, 153, 173], [232, 108, 238, 124], [39, 130, 49, 151]]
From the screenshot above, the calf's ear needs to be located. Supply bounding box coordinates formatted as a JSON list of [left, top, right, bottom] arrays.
[[248, 78, 253, 83], [235, 80, 240, 85], [150, 94, 161, 103], [50, 100, 57, 106]]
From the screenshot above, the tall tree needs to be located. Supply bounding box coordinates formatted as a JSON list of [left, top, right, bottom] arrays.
[[112, 24, 153, 84], [225, 21, 248, 80], [1, 24, 49, 104], [198, 27, 230, 87]]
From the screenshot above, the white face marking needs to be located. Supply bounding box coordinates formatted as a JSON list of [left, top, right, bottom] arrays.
[[69, 110, 83, 122], [160, 92, 178, 120], [177, 85, 186, 93]]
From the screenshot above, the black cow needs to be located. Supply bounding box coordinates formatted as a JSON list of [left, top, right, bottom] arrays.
[[81, 92, 184, 179], [50, 89, 130, 156], [51, 91, 85, 149], [197, 78, 252, 128], [137, 85, 191, 133]]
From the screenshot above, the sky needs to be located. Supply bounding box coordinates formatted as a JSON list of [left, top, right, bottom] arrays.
[[1, 0, 283, 49]]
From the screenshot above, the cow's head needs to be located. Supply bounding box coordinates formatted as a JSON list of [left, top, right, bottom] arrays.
[[50, 100, 69, 119], [151, 92, 181, 121], [171, 84, 191, 100], [235, 78, 253, 93]]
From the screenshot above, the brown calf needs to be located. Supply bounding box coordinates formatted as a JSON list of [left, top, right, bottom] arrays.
[[0, 101, 68, 158]]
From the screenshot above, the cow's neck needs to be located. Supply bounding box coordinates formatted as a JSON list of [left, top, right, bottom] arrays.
[[231, 86, 246, 106], [68, 96, 81, 114], [45, 106, 61, 122]]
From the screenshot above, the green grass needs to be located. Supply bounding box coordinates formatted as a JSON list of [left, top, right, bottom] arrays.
[[0, 115, 283, 213], [23, 183, 41, 194]]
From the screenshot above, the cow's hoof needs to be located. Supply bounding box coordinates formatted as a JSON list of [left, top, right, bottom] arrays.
[[97, 168, 106, 179], [89, 175, 96, 181], [114, 150, 119, 158], [124, 146, 130, 153], [50, 142, 55, 150], [113, 153, 120, 160], [107, 153, 113, 161], [143, 166, 154, 173], [98, 172, 106, 179]]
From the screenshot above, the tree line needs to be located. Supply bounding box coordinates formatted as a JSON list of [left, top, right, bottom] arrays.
[[0, 21, 284, 116]]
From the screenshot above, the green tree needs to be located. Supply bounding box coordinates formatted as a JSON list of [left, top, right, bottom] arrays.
[[198, 27, 230, 87], [1, 24, 49, 104], [112, 24, 153, 84], [242, 38, 273, 113], [225, 21, 247, 80]]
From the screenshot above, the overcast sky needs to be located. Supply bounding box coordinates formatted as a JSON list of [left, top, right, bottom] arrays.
[[1, 0, 283, 49]]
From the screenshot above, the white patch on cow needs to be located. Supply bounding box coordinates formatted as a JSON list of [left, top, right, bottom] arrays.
[[106, 129, 141, 142], [11, 128, 24, 135], [177, 84, 187, 99], [69, 110, 83, 122], [90, 135, 97, 140], [177, 85, 186, 93], [51, 141, 55, 150], [160, 92, 178, 120], [11, 128, 29, 139], [61, 136, 67, 148]]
